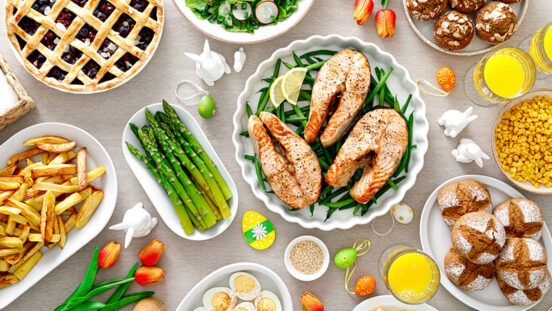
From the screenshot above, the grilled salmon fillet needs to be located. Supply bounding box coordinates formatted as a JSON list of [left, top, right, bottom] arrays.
[[304, 49, 371, 147], [248, 112, 322, 209], [326, 108, 408, 204]]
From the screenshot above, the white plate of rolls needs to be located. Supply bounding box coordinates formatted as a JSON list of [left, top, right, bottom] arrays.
[[420, 175, 551, 311]]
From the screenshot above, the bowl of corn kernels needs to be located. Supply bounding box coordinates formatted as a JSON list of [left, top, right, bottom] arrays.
[[492, 89, 552, 194]]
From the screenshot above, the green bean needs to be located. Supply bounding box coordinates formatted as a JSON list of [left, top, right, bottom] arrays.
[[295, 124, 304, 135], [272, 58, 282, 79], [240, 130, 249, 137], [309, 204, 315, 216], [320, 187, 349, 204], [320, 186, 333, 200], [305, 61, 325, 71], [303, 55, 317, 64], [262, 78, 274, 84], [255, 89, 270, 115], [286, 117, 307, 122], [318, 158, 330, 170], [300, 50, 337, 59], [283, 61, 294, 70], [378, 70, 386, 107], [401, 94, 413, 114], [323, 197, 356, 208], [299, 90, 312, 101], [246, 103, 253, 118], [365, 67, 394, 103], [339, 201, 359, 210], [387, 179, 398, 190], [285, 105, 310, 117], [405, 113, 414, 172], [292, 105, 308, 127], [244, 155, 256, 162], [254, 156, 266, 191], [293, 52, 305, 67], [325, 206, 338, 220], [266, 104, 276, 114]]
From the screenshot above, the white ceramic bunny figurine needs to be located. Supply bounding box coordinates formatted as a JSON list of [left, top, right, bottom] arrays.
[[109, 202, 158, 248], [184, 39, 231, 86], [438, 106, 478, 138], [451, 138, 490, 168]]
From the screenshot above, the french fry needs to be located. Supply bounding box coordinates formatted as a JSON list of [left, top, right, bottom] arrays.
[[61, 206, 77, 216], [41, 152, 48, 164], [26, 159, 33, 166], [54, 192, 83, 215], [0, 206, 21, 217], [36, 141, 76, 153], [31, 164, 77, 178], [34, 182, 79, 194], [0, 258, 8, 272], [58, 216, 66, 249], [27, 234, 59, 243], [18, 162, 44, 179], [0, 182, 21, 190], [23, 136, 69, 146], [7, 199, 41, 226], [6, 241, 31, 266], [0, 191, 15, 204], [8, 242, 43, 273], [18, 223, 30, 244], [0, 237, 23, 248], [76, 191, 104, 229], [0, 274, 18, 288], [77, 148, 87, 191], [13, 251, 42, 280], [0, 248, 24, 257], [5, 217, 16, 235], [64, 213, 77, 233], [10, 179, 32, 202], [7, 148, 45, 165], [49, 152, 77, 165], [70, 166, 106, 185], [0, 163, 17, 177], [40, 191, 55, 243], [0, 176, 24, 184], [47, 215, 60, 248]]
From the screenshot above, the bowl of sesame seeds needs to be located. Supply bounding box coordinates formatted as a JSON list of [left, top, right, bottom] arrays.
[[284, 235, 329, 282]]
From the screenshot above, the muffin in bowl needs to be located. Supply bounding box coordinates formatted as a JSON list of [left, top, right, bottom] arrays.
[[475, 2, 518, 44], [407, 0, 447, 21], [449, 0, 486, 13], [434, 11, 475, 50]]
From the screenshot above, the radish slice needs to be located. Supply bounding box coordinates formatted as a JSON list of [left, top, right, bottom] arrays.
[[255, 0, 278, 24], [232, 2, 252, 21]]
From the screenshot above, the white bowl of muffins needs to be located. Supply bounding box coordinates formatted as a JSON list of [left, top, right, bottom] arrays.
[[420, 175, 552, 311], [403, 0, 529, 55]]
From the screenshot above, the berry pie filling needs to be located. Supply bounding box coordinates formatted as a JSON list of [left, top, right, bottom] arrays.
[[61, 46, 83, 64], [115, 53, 139, 72], [82, 60, 101, 79], [27, 50, 46, 68], [18, 16, 40, 36], [93, 0, 115, 22], [136, 27, 154, 50], [41, 30, 59, 50], [32, 0, 55, 15], [71, 0, 88, 7], [46, 66, 68, 81], [113, 14, 135, 38], [98, 39, 118, 59], [55, 8, 76, 29], [76, 24, 97, 45], [129, 0, 148, 12]]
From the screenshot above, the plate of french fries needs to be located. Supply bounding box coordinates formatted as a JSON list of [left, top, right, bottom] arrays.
[[0, 122, 117, 309]]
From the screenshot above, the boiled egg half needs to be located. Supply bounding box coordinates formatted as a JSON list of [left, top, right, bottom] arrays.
[[229, 272, 261, 301], [202, 287, 236, 311], [233, 302, 256, 311], [254, 290, 282, 311]]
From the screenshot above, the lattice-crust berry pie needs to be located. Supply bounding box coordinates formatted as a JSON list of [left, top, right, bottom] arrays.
[[5, 0, 163, 92]]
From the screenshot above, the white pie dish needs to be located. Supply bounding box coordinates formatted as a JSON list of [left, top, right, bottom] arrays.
[[420, 174, 552, 311], [232, 34, 429, 231], [172, 0, 314, 44], [352, 295, 438, 311], [0, 122, 117, 309], [122, 103, 238, 240], [176, 262, 293, 311]]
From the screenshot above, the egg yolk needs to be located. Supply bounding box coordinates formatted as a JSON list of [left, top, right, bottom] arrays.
[[211, 292, 231, 311], [234, 275, 255, 293], [257, 298, 276, 311]]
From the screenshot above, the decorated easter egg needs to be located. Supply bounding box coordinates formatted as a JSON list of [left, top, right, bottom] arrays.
[[392, 203, 413, 224], [242, 211, 275, 250], [334, 248, 357, 269], [354, 275, 376, 296], [198, 94, 216, 119], [436, 67, 455, 92]]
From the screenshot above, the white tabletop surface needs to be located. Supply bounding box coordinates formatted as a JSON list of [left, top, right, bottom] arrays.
[[1, 0, 552, 310]]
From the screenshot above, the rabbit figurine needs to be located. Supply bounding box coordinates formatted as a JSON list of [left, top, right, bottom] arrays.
[[438, 106, 478, 138], [110, 202, 158, 248], [184, 39, 231, 86], [451, 138, 490, 168]]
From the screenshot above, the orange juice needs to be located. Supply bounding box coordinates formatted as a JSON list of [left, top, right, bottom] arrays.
[[483, 53, 525, 99], [529, 23, 552, 73], [388, 253, 436, 300], [545, 26, 552, 60]]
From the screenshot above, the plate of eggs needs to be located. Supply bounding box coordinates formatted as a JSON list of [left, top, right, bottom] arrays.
[[177, 262, 292, 311]]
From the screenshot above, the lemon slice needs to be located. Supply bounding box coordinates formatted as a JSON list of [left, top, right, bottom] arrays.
[[269, 76, 285, 107], [282, 67, 307, 105]]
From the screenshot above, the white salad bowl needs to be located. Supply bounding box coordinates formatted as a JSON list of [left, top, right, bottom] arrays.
[[0, 122, 117, 309], [176, 262, 293, 311], [232, 35, 429, 231], [122, 103, 238, 240], [172, 0, 315, 44]]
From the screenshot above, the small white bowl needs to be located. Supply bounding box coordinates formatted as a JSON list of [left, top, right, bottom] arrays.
[[284, 235, 329, 282]]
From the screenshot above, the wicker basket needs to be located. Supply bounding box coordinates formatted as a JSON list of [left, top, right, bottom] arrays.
[[0, 53, 34, 131]]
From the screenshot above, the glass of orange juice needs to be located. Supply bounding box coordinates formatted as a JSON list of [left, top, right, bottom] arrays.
[[528, 23, 552, 75], [465, 47, 536, 107], [380, 246, 440, 304]]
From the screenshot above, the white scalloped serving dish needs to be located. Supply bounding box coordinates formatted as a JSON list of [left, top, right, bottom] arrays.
[[232, 35, 429, 231]]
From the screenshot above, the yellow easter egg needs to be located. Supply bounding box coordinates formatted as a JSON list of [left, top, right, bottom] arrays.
[[242, 211, 275, 250]]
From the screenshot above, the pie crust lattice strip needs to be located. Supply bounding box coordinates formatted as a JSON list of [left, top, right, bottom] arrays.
[[5, 0, 163, 92]]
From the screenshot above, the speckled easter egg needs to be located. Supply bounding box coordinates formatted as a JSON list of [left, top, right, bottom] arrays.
[[436, 67, 455, 92], [392, 203, 413, 224], [334, 248, 357, 269], [242, 211, 275, 250], [354, 275, 376, 296]]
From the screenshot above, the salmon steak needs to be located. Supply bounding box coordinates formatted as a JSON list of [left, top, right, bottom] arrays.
[[248, 112, 322, 209], [326, 108, 408, 204], [304, 49, 371, 147]]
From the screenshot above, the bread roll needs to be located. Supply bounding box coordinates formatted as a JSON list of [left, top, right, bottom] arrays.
[[438, 180, 492, 228], [497, 270, 551, 305], [493, 199, 543, 240], [444, 247, 494, 291]]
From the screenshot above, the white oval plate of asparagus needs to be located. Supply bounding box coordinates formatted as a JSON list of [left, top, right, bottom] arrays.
[[122, 101, 238, 240]]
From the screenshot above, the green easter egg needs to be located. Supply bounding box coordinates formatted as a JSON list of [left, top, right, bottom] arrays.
[[198, 94, 216, 119], [334, 248, 357, 269]]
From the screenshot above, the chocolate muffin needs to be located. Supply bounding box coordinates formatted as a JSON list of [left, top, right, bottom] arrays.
[[449, 0, 485, 13], [476, 2, 518, 44], [434, 12, 475, 51], [406, 0, 447, 21]]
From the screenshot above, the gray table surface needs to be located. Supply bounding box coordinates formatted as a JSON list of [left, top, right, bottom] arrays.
[[1, 0, 552, 310]]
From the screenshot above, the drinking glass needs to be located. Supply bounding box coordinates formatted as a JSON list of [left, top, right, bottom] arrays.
[[465, 47, 536, 107], [380, 245, 440, 305], [526, 23, 552, 77]]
